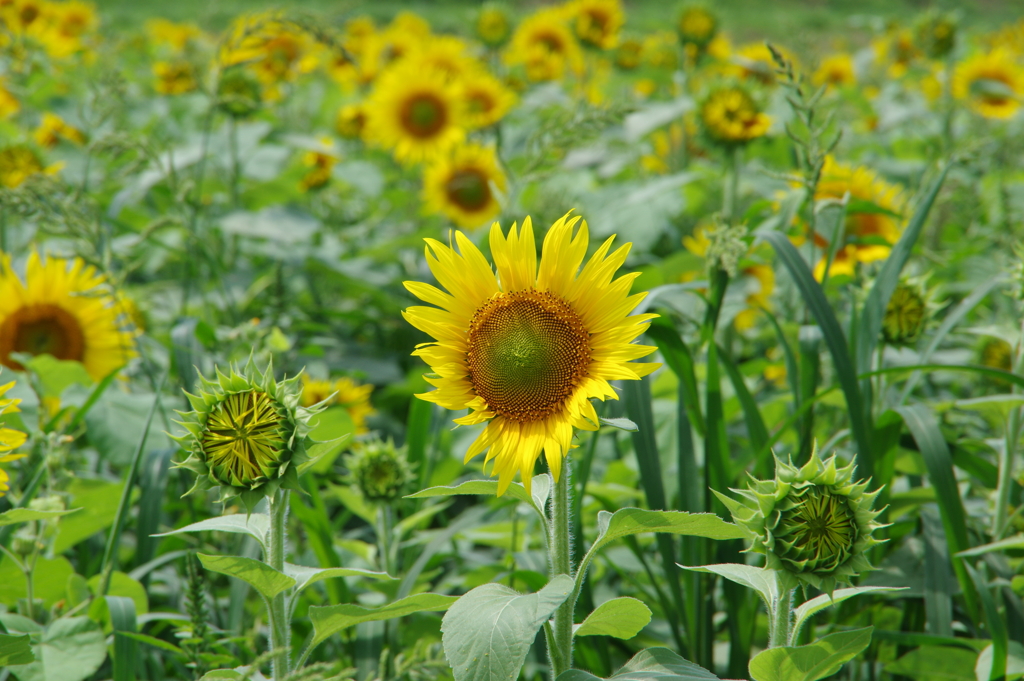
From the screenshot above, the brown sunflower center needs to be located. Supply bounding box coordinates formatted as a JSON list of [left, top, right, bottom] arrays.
[[401, 93, 448, 138], [445, 168, 491, 211], [467, 288, 590, 422], [0, 303, 86, 370], [468, 90, 495, 115]]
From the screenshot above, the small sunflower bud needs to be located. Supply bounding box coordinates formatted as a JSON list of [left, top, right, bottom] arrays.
[[172, 358, 324, 512], [714, 446, 886, 594], [217, 66, 262, 118], [881, 280, 932, 346], [345, 439, 414, 503]]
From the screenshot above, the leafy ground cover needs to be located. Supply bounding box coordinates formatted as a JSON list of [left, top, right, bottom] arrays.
[[0, 1, 1023, 681]]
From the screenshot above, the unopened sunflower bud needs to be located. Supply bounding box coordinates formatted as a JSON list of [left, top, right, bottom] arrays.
[[714, 446, 886, 594], [345, 439, 414, 503], [881, 280, 932, 346], [172, 357, 324, 512]]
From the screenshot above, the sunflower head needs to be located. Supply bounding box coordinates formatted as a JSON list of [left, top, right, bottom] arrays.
[[345, 438, 414, 503], [714, 446, 886, 594], [953, 49, 1024, 120], [173, 358, 325, 511], [917, 11, 956, 59], [569, 0, 624, 51], [614, 37, 642, 70], [676, 5, 717, 49], [0, 145, 46, 188], [881, 278, 934, 347], [476, 4, 511, 47], [423, 143, 507, 229], [813, 53, 856, 89], [217, 66, 262, 118], [699, 85, 770, 146]]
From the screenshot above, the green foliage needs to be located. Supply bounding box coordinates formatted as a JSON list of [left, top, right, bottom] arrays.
[[748, 627, 874, 681]]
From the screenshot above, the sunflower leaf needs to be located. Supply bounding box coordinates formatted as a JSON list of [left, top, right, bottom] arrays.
[[748, 626, 873, 681], [197, 553, 295, 600], [594, 508, 746, 553], [0, 508, 81, 527], [152, 514, 269, 549], [599, 417, 639, 432], [309, 592, 458, 648], [792, 587, 906, 643], [0, 633, 34, 666], [556, 647, 722, 681], [574, 597, 651, 639], [282, 563, 394, 594], [678, 564, 779, 612]]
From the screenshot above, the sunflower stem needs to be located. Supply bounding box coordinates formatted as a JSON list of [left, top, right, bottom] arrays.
[[267, 489, 291, 680], [549, 463, 574, 678], [769, 585, 794, 648]]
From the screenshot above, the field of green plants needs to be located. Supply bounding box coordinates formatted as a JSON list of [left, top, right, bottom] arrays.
[[0, 1, 1022, 680]]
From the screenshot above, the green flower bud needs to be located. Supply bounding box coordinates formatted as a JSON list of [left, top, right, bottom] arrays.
[[882, 280, 932, 346], [345, 438, 414, 503], [217, 66, 262, 118], [172, 357, 324, 512], [714, 446, 886, 594]]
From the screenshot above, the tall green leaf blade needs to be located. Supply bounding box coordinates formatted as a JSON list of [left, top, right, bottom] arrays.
[[716, 343, 769, 461], [106, 596, 137, 681], [966, 563, 1008, 681], [647, 321, 705, 435], [441, 576, 574, 681], [748, 626, 874, 681], [760, 230, 873, 479], [309, 592, 458, 648], [197, 553, 295, 600]]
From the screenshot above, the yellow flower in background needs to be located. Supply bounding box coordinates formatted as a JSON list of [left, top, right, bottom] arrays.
[[728, 43, 792, 85], [810, 155, 905, 280], [0, 145, 61, 188], [699, 86, 770, 146], [336, 103, 367, 139], [220, 15, 319, 99], [0, 252, 137, 381], [0, 78, 19, 119], [34, 112, 85, 148], [813, 53, 856, 89], [642, 30, 679, 70], [410, 35, 477, 82], [874, 28, 919, 79], [568, 0, 623, 51], [953, 49, 1024, 120], [364, 64, 465, 164], [403, 212, 658, 495], [476, 4, 511, 48], [146, 18, 202, 52], [505, 7, 584, 82], [462, 68, 516, 129], [422, 143, 506, 229], [0, 378, 28, 461], [677, 5, 717, 49], [300, 375, 375, 433], [153, 60, 198, 95], [614, 37, 642, 69], [299, 138, 338, 192]]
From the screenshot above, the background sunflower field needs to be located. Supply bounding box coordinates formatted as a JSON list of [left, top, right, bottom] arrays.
[[0, 0, 1023, 680]]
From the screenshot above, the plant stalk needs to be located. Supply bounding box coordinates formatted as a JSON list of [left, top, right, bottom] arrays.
[[267, 490, 291, 680], [769, 586, 794, 648], [550, 463, 574, 678]]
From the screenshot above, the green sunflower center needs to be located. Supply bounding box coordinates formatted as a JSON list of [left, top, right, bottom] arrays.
[[467, 289, 591, 422], [201, 390, 286, 488], [775, 485, 858, 576], [882, 284, 926, 346], [445, 168, 491, 211], [0, 304, 86, 370], [401, 93, 448, 138]]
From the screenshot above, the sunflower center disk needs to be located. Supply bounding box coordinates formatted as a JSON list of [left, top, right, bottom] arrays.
[[776, 486, 858, 575], [201, 390, 286, 487], [468, 289, 590, 423], [445, 169, 491, 211], [402, 94, 447, 138], [0, 303, 86, 369]]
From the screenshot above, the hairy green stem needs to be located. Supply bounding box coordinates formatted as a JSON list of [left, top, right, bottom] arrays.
[[550, 464, 574, 678], [267, 490, 291, 680], [769, 587, 794, 648]]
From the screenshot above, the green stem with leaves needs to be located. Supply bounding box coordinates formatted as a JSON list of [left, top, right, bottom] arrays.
[[267, 490, 291, 680], [549, 464, 574, 678]]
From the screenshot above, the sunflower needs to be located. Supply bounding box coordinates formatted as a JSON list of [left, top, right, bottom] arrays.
[[813, 53, 856, 89], [810, 155, 905, 280], [676, 5, 717, 50], [300, 375, 375, 433], [34, 112, 85, 148], [461, 69, 516, 129], [364, 64, 465, 164], [567, 0, 623, 51], [146, 18, 203, 52], [409, 35, 477, 82], [0, 377, 27, 457], [874, 28, 919, 79], [0, 145, 60, 188], [336, 102, 367, 139], [698, 85, 771, 146], [728, 43, 793, 85], [403, 213, 658, 495], [0, 78, 18, 119], [153, 61, 198, 95], [423, 144, 506, 229], [504, 7, 584, 82], [476, 4, 511, 48], [0, 252, 137, 381], [953, 49, 1024, 120]]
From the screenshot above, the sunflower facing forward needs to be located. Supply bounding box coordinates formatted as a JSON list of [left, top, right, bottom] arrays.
[[423, 144, 507, 229], [0, 252, 137, 381], [403, 213, 658, 494]]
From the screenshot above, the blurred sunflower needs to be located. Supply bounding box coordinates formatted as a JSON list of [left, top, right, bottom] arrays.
[[0, 78, 19, 119], [0, 378, 27, 498], [728, 43, 793, 85], [874, 28, 919, 79], [298, 138, 338, 192], [422, 144, 506, 229], [153, 60, 198, 95], [35, 0, 97, 58], [0, 252, 137, 380], [676, 5, 717, 50], [476, 4, 511, 48], [504, 7, 584, 82], [300, 375, 375, 433], [34, 112, 85, 148], [614, 37, 642, 69], [813, 53, 856, 89], [698, 85, 770, 146], [462, 69, 516, 129], [335, 103, 367, 139], [364, 65, 465, 164], [953, 49, 1024, 120], [567, 0, 623, 51], [403, 212, 658, 495], [809, 155, 905, 280], [0, 145, 60, 188], [145, 18, 202, 52], [411, 35, 476, 82]]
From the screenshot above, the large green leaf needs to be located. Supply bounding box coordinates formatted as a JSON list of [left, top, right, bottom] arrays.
[[0, 634, 34, 666], [678, 564, 779, 611], [197, 553, 295, 600], [282, 563, 393, 593], [53, 479, 127, 554], [0, 508, 80, 527], [6, 616, 107, 681], [441, 575, 574, 681], [594, 509, 745, 552], [309, 592, 457, 648], [574, 597, 652, 639], [748, 627, 873, 681], [152, 513, 269, 549], [0, 556, 74, 608], [557, 647, 721, 681], [792, 587, 905, 641]]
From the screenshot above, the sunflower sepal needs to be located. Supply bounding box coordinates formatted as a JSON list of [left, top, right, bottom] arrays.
[[172, 357, 326, 514]]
